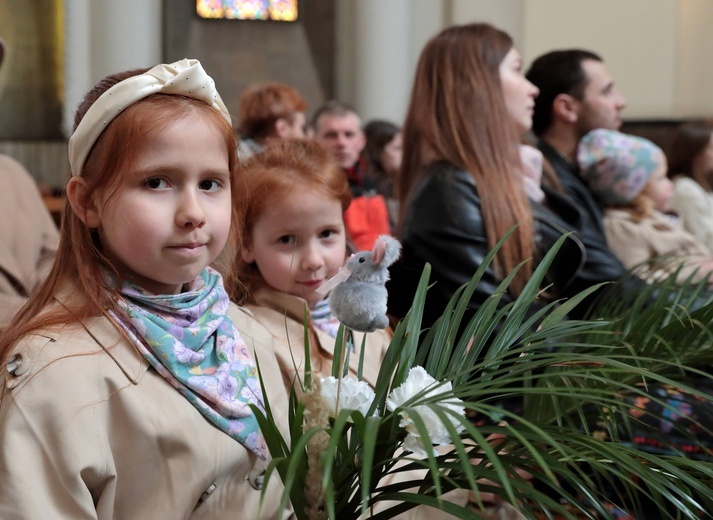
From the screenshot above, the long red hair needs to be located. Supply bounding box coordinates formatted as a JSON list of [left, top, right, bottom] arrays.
[[0, 70, 240, 364], [398, 23, 534, 295], [230, 138, 351, 304], [238, 82, 307, 140]]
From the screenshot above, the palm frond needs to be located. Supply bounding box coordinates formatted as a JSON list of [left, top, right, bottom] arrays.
[[254, 231, 713, 519]]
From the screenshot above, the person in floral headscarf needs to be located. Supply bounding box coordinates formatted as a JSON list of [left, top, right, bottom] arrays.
[[578, 128, 713, 284]]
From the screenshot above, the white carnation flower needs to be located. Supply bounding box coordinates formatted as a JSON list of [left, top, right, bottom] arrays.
[[386, 366, 465, 455], [320, 376, 375, 418]]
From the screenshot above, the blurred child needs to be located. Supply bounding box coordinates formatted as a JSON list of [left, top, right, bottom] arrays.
[[363, 119, 402, 231], [578, 129, 713, 284], [231, 139, 391, 393], [668, 121, 713, 250], [0, 59, 290, 518], [236, 82, 307, 159]]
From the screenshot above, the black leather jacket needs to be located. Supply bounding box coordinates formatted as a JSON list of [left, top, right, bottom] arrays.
[[387, 161, 586, 329], [538, 140, 625, 279], [537, 139, 653, 315]]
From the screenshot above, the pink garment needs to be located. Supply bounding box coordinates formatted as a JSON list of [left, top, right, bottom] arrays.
[[519, 144, 545, 203]]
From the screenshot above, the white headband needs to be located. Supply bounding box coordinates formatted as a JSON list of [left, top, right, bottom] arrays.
[[68, 58, 231, 177]]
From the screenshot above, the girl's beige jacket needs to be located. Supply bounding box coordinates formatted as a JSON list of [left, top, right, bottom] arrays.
[[0, 300, 293, 519]]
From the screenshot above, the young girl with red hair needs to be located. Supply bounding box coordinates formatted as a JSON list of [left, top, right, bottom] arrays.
[[231, 138, 391, 392], [0, 60, 290, 519]]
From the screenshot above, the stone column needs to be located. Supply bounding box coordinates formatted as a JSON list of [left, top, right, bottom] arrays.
[[90, 0, 163, 81], [64, 0, 92, 137], [64, 0, 162, 136], [352, 0, 411, 124], [338, 0, 436, 125]]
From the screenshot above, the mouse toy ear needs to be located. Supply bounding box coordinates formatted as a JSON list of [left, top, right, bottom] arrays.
[[372, 239, 386, 265], [374, 235, 402, 268]]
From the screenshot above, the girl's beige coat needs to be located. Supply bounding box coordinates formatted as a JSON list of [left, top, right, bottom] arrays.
[[0, 302, 293, 519]]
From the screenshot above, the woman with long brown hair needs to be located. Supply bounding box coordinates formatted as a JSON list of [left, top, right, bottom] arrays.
[[388, 23, 586, 330]]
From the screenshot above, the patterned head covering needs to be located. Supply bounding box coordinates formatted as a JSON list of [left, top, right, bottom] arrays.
[[577, 129, 664, 206]]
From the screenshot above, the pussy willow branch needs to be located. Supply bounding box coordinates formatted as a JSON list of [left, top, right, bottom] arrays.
[[302, 377, 330, 520]]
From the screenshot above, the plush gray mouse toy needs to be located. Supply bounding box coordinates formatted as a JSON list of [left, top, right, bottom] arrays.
[[327, 235, 401, 333]]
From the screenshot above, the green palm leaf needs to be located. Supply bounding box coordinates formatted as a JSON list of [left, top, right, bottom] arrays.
[[253, 230, 713, 519]]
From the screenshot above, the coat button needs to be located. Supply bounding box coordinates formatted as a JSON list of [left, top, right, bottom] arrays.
[[248, 468, 265, 490], [7, 353, 28, 376], [195, 483, 217, 508]]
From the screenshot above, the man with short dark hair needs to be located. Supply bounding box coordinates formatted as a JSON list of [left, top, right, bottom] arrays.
[[527, 50, 627, 224], [526, 50, 638, 315]]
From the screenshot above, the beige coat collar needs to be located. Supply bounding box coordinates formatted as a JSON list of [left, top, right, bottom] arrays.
[[54, 288, 148, 384], [249, 287, 368, 358]]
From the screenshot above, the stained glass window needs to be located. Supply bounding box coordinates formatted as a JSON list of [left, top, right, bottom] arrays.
[[196, 0, 298, 21]]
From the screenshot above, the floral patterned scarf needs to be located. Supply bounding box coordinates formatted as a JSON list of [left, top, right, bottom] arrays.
[[310, 298, 342, 338], [108, 268, 268, 460]]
